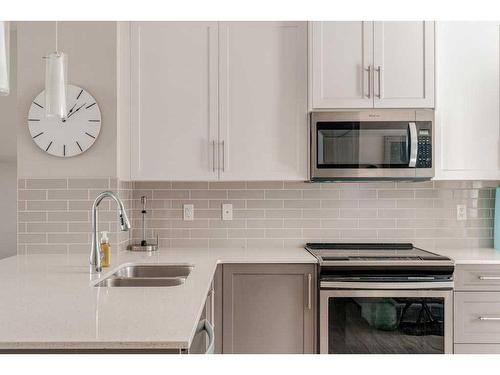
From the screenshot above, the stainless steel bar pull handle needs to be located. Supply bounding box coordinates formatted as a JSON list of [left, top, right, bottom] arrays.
[[141, 196, 147, 244], [376, 66, 383, 99], [365, 66, 372, 98], [212, 140, 216, 172], [408, 122, 418, 168], [479, 317, 500, 321], [479, 276, 500, 280], [307, 274, 312, 310], [220, 140, 225, 172]]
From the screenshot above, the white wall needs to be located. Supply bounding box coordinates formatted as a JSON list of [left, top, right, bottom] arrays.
[[16, 21, 118, 178], [0, 28, 17, 259], [117, 22, 131, 181], [0, 163, 17, 258]]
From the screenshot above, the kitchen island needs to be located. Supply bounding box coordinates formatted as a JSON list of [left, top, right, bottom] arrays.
[[3, 246, 500, 353], [0, 247, 316, 352]]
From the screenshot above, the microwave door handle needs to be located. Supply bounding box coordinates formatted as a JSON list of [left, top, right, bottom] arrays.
[[408, 122, 418, 168]]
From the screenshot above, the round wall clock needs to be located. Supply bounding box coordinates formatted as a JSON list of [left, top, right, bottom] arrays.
[[28, 84, 101, 157]]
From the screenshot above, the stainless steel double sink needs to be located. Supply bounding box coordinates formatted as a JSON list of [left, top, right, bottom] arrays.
[[95, 264, 193, 288]]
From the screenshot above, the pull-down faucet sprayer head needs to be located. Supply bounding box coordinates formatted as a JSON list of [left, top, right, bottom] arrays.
[[119, 209, 131, 231]]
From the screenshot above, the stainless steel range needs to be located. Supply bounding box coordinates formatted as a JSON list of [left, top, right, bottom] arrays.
[[305, 243, 454, 354]]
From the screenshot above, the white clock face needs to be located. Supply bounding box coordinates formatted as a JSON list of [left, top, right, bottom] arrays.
[[28, 85, 101, 157]]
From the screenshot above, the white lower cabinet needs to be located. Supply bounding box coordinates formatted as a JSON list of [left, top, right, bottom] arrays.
[[128, 21, 307, 181], [454, 264, 500, 353], [436, 22, 500, 180]]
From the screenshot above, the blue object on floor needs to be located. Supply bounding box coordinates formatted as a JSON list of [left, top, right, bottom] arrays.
[[495, 188, 500, 250]]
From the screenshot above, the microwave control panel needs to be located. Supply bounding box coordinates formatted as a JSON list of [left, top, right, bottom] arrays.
[[417, 129, 432, 168]]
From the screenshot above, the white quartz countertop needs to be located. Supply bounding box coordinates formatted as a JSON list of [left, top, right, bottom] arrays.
[[435, 247, 500, 265], [0, 247, 316, 351], [2, 245, 499, 351]]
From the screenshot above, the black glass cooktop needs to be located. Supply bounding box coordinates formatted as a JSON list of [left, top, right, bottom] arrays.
[[305, 243, 451, 262]]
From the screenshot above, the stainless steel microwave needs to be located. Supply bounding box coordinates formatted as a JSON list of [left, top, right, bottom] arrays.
[[310, 110, 434, 181]]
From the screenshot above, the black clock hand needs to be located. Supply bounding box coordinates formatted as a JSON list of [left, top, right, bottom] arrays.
[[66, 103, 86, 119], [66, 102, 78, 117], [65, 89, 85, 119], [62, 102, 78, 122]]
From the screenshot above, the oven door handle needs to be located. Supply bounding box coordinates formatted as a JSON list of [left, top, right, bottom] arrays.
[[479, 276, 500, 280], [479, 316, 500, 321], [320, 281, 454, 290], [408, 122, 418, 168]]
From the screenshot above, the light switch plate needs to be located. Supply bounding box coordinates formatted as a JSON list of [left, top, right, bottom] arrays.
[[222, 204, 233, 221], [183, 204, 194, 221], [456, 204, 467, 221]]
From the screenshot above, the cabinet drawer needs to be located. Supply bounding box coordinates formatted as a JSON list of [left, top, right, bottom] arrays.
[[455, 265, 500, 291], [455, 292, 500, 344], [454, 344, 500, 354]]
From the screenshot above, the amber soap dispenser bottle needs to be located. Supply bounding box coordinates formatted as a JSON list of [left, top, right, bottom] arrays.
[[100, 231, 110, 268]]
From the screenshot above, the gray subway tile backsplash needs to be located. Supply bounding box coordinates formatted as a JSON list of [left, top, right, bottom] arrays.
[[17, 178, 499, 254], [18, 178, 133, 255], [25, 179, 67, 189], [67, 178, 110, 189]]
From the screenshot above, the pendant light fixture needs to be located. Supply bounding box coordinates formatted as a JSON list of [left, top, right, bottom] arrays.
[[44, 21, 67, 119], [0, 21, 9, 96]]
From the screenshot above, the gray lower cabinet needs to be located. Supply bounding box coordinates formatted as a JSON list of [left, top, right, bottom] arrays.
[[188, 285, 211, 354], [189, 274, 218, 354], [454, 264, 500, 353], [222, 264, 316, 354], [455, 264, 500, 291], [455, 344, 500, 354], [455, 292, 500, 344]]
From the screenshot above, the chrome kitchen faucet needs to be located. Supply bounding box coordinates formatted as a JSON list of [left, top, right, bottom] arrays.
[[90, 191, 131, 274]]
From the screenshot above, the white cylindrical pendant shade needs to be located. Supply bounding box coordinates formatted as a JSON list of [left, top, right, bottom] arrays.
[[45, 51, 67, 119], [0, 21, 9, 96]]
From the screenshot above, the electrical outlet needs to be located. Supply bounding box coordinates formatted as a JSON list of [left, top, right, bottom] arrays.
[[456, 204, 467, 221], [222, 203, 233, 221], [183, 204, 194, 221]]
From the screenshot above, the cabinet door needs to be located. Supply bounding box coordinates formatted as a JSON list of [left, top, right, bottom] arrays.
[[130, 22, 218, 180], [310, 21, 374, 109], [218, 22, 308, 180], [373, 21, 434, 108], [222, 264, 316, 354], [435, 22, 500, 180]]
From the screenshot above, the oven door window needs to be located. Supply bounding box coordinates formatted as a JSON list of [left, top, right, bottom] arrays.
[[317, 122, 411, 168], [328, 297, 445, 354]]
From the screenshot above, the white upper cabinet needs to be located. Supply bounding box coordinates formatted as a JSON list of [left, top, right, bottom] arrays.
[[218, 22, 308, 180], [373, 21, 434, 108], [128, 21, 307, 181], [435, 22, 500, 180], [310, 21, 374, 109], [130, 22, 219, 180], [310, 21, 435, 109]]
